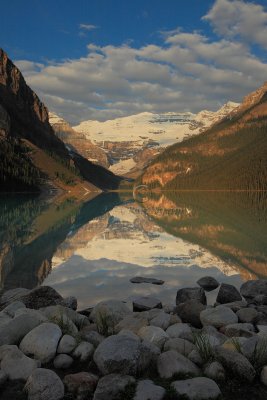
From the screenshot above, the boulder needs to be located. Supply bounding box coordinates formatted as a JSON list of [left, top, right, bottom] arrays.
[[91, 300, 131, 332], [0, 300, 26, 317], [53, 354, 73, 369], [176, 300, 206, 328], [150, 312, 171, 330], [188, 349, 204, 366], [61, 296, 77, 310], [130, 276, 164, 285], [176, 287, 207, 305], [222, 300, 248, 312], [137, 326, 169, 349], [19, 286, 64, 309], [197, 276, 219, 291], [222, 337, 247, 352], [163, 338, 196, 356], [93, 334, 151, 375], [118, 329, 140, 341], [200, 306, 238, 328], [236, 308, 258, 323], [0, 312, 47, 346], [204, 361, 225, 381], [201, 326, 227, 345], [240, 280, 267, 300], [41, 305, 87, 329], [0, 288, 30, 307], [57, 334, 77, 354], [157, 350, 200, 379], [24, 368, 64, 400], [81, 330, 104, 347], [134, 379, 165, 400], [216, 283, 242, 304], [215, 347, 256, 382], [93, 374, 135, 400], [133, 297, 162, 312], [114, 314, 148, 334], [64, 372, 98, 399], [20, 322, 62, 363], [0, 369, 7, 386], [171, 377, 221, 400], [1, 345, 39, 381], [166, 323, 193, 341], [224, 323, 255, 338], [72, 341, 94, 362]]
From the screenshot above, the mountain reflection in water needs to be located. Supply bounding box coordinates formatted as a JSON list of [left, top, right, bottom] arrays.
[[0, 191, 266, 309]]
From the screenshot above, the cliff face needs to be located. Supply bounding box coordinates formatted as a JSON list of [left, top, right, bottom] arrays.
[[0, 49, 68, 158], [141, 82, 267, 190]]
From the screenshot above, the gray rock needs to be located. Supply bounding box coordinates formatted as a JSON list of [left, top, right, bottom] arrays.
[[41, 305, 86, 329], [176, 300, 206, 328], [157, 350, 200, 379], [0, 312, 47, 346], [240, 280, 267, 300], [130, 276, 164, 285], [1, 345, 39, 381], [166, 323, 193, 341], [257, 325, 267, 335], [216, 283, 242, 304], [81, 329, 104, 347], [20, 322, 62, 363], [163, 338, 196, 356], [254, 295, 267, 305], [0, 301, 26, 317], [197, 276, 219, 291], [72, 341, 94, 361], [222, 300, 248, 312], [200, 306, 238, 328], [93, 374, 135, 400], [118, 329, 140, 341], [114, 314, 148, 334], [61, 296, 77, 310], [201, 326, 227, 345], [53, 354, 73, 369], [64, 372, 98, 399], [222, 337, 247, 352], [91, 300, 131, 332], [240, 336, 259, 359], [19, 286, 64, 309], [138, 326, 169, 349], [134, 379, 165, 400], [133, 296, 162, 312], [261, 366, 267, 386], [215, 347, 256, 382], [236, 308, 258, 323], [188, 349, 204, 366], [141, 340, 161, 365], [204, 361, 225, 381], [150, 312, 171, 330], [0, 288, 30, 307], [224, 323, 255, 338], [24, 368, 64, 400], [171, 377, 221, 400], [93, 334, 151, 375], [176, 287, 207, 305], [57, 334, 77, 354]]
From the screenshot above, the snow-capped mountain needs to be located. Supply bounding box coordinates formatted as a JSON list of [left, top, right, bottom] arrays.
[[73, 102, 239, 175]]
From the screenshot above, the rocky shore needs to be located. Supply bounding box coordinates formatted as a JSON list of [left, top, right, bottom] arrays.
[[0, 279, 267, 400]]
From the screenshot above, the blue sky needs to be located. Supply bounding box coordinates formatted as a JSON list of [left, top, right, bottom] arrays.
[[2, 0, 267, 123]]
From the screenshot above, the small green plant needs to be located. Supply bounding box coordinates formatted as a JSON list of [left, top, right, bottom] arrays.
[[231, 337, 243, 354], [193, 332, 215, 363], [250, 338, 267, 371], [95, 310, 116, 336], [49, 309, 77, 337]]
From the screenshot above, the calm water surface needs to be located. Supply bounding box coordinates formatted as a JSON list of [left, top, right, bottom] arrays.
[[0, 191, 266, 309]]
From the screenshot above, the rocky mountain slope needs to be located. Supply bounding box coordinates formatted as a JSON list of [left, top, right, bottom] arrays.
[[49, 112, 109, 168], [73, 102, 239, 176], [0, 49, 121, 193], [140, 83, 267, 190]]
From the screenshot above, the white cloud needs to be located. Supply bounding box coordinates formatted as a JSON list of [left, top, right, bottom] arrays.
[[203, 0, 267, 48], [79, 24, 98, 31], [15, 1, 267, 124]]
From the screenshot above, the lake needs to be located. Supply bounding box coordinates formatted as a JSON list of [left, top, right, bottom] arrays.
[[0, 191, 267, 310]]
